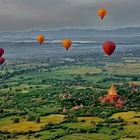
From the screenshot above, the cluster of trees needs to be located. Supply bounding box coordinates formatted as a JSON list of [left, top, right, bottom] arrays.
[[1, 82, 139, 120]]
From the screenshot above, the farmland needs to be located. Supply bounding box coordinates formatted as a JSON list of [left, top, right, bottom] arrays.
[[0, 52, 140, 140]]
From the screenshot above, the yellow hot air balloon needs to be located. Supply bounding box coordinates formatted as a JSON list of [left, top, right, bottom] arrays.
[[97, 8, 107, 20], [36, 35, 45, 45], [62, 39, 72, 50]]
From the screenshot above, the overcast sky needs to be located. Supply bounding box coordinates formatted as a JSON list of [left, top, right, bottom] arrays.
[[0, 0, 140, 31]]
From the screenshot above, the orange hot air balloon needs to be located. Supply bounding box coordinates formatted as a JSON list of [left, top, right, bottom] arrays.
[[62, 39, 72, 50], [97, 8, 107, 20], [102, 41, 116, 56], [36, 35, 45, 45]]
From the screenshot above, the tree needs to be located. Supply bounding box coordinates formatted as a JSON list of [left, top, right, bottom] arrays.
[[12, 117, 20, 123], [36, 116, 40, 123]]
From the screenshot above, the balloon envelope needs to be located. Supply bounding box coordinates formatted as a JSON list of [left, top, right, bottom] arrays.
[[0, 57, 5, 65], [62, 39, 72, 50], [102, 41, 116, 56], [36, 35, 45, 45], [0, 48, 4, 57], [97, 8, 107, 19]]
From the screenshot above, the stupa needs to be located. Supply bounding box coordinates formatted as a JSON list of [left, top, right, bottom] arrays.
[[98, 84, 126, 107]]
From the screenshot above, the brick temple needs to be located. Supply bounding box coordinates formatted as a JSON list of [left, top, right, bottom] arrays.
[[98, 84, 126, 108]]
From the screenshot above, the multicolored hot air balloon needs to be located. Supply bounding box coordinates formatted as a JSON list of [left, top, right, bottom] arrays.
[[97, 8, 107, 20], [102, 41, 116, 56], [0, 48, 4, 57], [62, 39, 72, 50], [0, 57, 5, 65], [36, 35, 45, 45]]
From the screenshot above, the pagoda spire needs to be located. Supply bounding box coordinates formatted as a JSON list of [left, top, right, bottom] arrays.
[[108, 84, 118, 96]]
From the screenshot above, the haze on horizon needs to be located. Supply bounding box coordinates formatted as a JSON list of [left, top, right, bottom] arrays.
[[0, 0, 140, 31]]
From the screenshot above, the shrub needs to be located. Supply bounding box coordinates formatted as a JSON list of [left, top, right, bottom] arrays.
[[81, 119, 86, 122], [104, 118, 122, 123], [12, 117, 20, 123], [34, 134, 41, 138], [118, 126, 124, 130], [91, 121, 95, 124], [27, 115, 36, 121], [120, 122, 127, 126], [133, 121, 138, 124], [118, 116, 122, 119], [48, 122, 54, 126]]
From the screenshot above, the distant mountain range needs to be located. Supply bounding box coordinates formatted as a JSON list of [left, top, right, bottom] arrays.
[[0, 27, 140, 41]]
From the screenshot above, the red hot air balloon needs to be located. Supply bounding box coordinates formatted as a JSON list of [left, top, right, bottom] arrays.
[[102, 41, 116, 56], [0, 48, 4, 57], [0, 57, 5, 65]]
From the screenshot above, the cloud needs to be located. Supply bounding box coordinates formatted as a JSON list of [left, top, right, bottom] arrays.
[[0, 0, 139, 31], [66, 0, 98, 5]]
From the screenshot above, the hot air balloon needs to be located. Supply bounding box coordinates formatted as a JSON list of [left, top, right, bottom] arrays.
[[102, 41, 116, 56], [0, 48, 4, 57], [62, 39, 72, 50], [0, 57, 5, 65], [36, 35, 45, 45], [97, 8, 107, 20]]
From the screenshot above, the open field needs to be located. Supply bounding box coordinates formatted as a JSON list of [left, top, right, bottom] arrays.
[[57, 133, 114, 140], [0, 115, 64, 132], [0, 54, 140, 139], [105, 63, 140, 75], [1, 111, 140, 139], [0, 62, 139, 94], [56, 66, 102, 75]]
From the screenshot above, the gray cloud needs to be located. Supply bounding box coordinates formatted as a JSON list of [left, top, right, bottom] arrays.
[[0, 0, 139, 31]]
